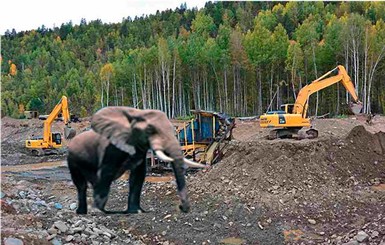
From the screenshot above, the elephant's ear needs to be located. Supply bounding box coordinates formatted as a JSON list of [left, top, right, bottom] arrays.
[[91, 107, 144, 154]]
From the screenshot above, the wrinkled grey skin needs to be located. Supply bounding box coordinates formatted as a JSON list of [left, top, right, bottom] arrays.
[[67, 107, 190, 214]]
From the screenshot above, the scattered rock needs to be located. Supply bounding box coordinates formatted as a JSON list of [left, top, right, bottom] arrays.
[[69, 203, 77, 210], [54, 221, 68, 233], [4, 237, 24, 245], [18, 191, 26, 199], [371, 230, 379, 238], [308, 219, 317, 225], [356, 230, 369, 242], [342, 241, 359, 245], [47, 234, 57, 241], [52, 238, 62, 245], [48, 228, 58, 235], [72, 227, 85, 233], [51, 238, 62, 245], [54, 203, 63, 209]]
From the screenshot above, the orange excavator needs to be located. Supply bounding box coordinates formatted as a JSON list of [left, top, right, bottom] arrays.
[[25, 96, 76, 155], [260, 65, 362, 139]]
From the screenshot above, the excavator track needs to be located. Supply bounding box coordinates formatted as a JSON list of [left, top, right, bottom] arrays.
[[268, 128, 301, 140]]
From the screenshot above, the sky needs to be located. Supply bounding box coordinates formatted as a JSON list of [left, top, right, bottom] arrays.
[[1, 0, 208, 34]]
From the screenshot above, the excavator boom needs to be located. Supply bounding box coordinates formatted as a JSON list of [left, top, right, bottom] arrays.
[[293, 65, 360, 117]]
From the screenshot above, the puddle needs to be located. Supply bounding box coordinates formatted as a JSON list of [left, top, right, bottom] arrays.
[[1, 161, 71, 181], [2, 161, 174, 183], [1, 161, 66, 172]]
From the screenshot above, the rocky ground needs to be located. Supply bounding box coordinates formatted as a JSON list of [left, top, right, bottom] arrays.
[[1, 115, 385, 244]]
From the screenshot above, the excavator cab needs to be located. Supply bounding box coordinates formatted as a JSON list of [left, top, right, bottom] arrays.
[[52, 133, 62, 145], [281, 104, 294, 114], [265, 104, 294, 115]]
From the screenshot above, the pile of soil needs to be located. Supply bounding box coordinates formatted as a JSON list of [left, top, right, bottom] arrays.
[[191, 125, 384, 195], [187, 124, 385, 243]]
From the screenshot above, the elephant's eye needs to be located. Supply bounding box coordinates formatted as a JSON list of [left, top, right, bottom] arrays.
[[145, 125, 157, 135]]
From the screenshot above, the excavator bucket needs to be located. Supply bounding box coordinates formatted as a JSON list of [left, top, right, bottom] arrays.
[[64, 126, 76, 139], [349, 102, 363, 115]]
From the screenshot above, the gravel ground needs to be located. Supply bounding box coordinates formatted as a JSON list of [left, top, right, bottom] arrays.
[[1, 115, 385, 244]]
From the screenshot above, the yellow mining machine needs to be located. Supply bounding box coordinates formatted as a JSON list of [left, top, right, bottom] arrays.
[[260, 65, 362, 139], [25, 96, 76, 155]]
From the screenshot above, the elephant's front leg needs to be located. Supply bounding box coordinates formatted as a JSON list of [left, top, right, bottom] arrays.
[[93, 165, 116, 212], [127, 160, 147, 213]]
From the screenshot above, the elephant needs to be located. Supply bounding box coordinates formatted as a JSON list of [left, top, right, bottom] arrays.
[[67, 106, 206, 215]]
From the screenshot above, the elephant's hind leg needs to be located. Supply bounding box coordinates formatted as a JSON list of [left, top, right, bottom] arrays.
[[68, 156, 88, 214]]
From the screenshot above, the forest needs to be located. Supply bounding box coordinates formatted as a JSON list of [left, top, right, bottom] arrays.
[[1, 1, 385, 119]]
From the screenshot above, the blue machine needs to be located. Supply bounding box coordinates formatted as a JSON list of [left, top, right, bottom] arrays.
[[175, 110, 235, 164]]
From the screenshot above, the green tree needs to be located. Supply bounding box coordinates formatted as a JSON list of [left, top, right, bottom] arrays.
[[244, 21, 272, 114]]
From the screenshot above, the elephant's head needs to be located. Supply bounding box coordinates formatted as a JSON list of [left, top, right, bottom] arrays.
[[90, 106, 206, 212]]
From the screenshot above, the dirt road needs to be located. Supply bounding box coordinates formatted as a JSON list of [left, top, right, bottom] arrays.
[[1, 115, 385, 244]]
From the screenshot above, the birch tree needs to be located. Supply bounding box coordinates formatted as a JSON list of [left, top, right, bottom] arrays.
[[100, 63, 115, 107], [363, 19, 385, 113]]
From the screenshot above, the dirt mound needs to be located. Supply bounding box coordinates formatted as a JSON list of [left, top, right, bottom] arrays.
[[187, 125, 385, 244], [190, 125, 385, 206], [327, 125, 385, 184], [347, 125, 385, 155]]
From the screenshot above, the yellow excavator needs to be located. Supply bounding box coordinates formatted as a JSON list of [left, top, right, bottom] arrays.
[[25, 96, 77, 155], [260, 65, 363, 139]]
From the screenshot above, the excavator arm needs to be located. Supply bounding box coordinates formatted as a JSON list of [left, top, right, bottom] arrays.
[[293, 65, 361, 117], [43, 96, 75, 142]]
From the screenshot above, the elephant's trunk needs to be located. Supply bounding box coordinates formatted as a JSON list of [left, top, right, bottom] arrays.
[[167, 138, 191, 212], [171, 158, 190, 213], [151, 136, 191, 212]]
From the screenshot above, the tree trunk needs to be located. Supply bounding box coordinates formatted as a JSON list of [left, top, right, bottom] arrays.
[[344, 45, 349, 104], [257, 67, 262, 115], [171, 54, 176, 118], [312, 43, 319, 116], [224, 66, 228, 113], [336, 82, 340, 115], [106, 79, 110, 106], [101, 82, 104, 107], [363, 28, 368, 113]]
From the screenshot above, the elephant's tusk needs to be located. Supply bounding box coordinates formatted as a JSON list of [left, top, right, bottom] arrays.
[[155, 150, 174, 162], [183, 158, 208, 168]]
